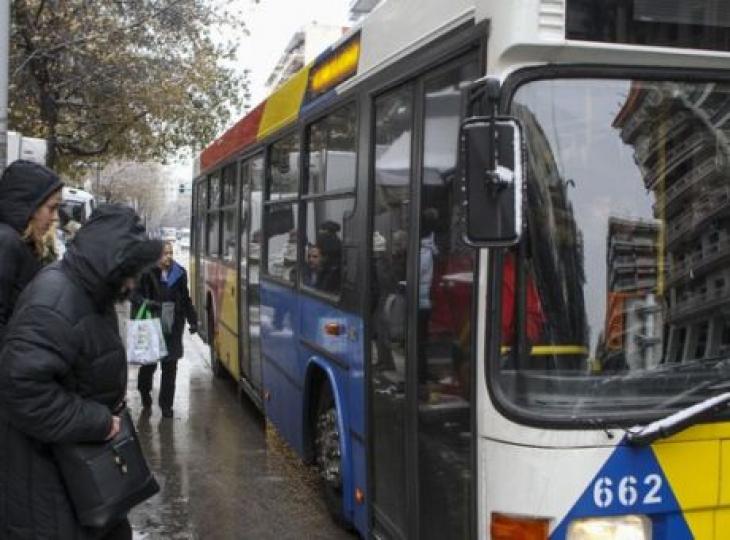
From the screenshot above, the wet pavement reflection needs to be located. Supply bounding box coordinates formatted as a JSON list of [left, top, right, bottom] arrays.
[[127, 333, 356, 540]]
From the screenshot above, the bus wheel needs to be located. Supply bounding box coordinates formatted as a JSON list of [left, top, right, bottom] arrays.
[[314, 386, 346, 526], [207, 313, 225, 379], [209, 341, 225, 379]]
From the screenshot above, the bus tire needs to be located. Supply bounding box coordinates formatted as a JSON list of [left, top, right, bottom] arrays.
[[314, 384, 348, 527], [207, 312, 225, 379], [209, 341, 225, 379]]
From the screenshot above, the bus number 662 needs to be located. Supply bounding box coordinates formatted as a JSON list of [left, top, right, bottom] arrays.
[[592, 474, 663, 508]]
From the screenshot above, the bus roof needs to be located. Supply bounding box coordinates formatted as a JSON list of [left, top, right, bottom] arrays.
[[198, 0, 730, 176]]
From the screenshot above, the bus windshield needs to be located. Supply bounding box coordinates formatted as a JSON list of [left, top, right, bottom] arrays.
[[497, 76, 730, 425]]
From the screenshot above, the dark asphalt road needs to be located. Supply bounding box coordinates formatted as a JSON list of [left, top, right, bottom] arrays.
[[127, 332, 357, 540]]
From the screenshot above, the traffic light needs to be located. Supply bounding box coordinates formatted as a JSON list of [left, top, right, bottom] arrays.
[[179, 183, 185, 194]]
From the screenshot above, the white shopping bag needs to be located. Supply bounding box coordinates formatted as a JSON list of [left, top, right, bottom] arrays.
[[126, 302, 168, 365]]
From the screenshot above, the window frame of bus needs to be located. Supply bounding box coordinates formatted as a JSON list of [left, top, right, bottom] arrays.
[[206, 172, 222, 258], [262, 129, 301, 287], [220, 161, 239, 267], [194, 178, 208, 255], [488, 63, 730, 429], [300, 101, 358, 302]]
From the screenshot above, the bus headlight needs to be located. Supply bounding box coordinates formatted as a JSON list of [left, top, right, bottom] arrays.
[[567, 515, 651, 540]]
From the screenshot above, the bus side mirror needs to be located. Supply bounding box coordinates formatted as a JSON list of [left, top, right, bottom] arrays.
[[460, 117, 523, 246]]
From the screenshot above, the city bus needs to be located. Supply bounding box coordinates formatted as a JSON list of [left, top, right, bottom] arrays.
[[190, 0, 730, 538]]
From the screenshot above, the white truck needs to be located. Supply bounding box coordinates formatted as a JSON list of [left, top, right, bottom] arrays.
[[56, 187, 95, 257], [61, 187, 95, 225]]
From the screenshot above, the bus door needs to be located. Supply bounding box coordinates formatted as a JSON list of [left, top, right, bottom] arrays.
[[369, 55, 479, 539], [238, 154, 265, 401]]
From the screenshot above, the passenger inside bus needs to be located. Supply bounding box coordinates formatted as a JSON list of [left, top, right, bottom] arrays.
[[302, 243, 340, 293], [418, 208, 438, 384], [301, 220, 343, 295]]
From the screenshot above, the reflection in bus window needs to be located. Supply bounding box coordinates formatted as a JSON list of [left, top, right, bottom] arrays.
[[222, 164, 237, 206], [207, 211, 220, 257], [222, 208, 236, 263], [196, 180, 207, 255], [369, 83, 413, 537], [500, 78, 730, 423], [414, 60, 478, 540], [264, 203, 297, 284], [302, 103, 357, 298], [269, 133, 300, 198], [208, 172, 221, 208], [301, 200, 354, 296], [308, 103, 357, 194]]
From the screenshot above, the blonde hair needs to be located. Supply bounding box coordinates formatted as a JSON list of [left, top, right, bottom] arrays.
[[21, 220, 45, 259], [22, 187, 62, 260]]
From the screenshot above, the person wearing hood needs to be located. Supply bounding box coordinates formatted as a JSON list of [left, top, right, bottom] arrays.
[[135, 241, 198, 418], [0, 204, 163, 539], [0, 160, 63, 342]]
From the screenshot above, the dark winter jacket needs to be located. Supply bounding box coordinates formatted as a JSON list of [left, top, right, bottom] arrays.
[[0, 160, 63, 342], [0, 205, 162, 539], [135, 261, 198, 360]]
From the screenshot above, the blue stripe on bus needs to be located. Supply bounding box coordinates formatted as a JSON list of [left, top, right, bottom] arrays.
[[260, 279, 368, 536]]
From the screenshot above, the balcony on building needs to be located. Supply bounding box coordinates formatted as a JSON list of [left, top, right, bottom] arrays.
[[668, 228, 730, 287], [667, 185, 730, 247], [652, 155, 719, 216]]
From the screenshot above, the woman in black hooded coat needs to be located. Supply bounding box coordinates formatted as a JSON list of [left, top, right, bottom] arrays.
[[0, 204, 163, 539], [0, 160, 64, 342]]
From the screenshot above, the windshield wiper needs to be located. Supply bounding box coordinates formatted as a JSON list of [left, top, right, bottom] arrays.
[[627, 392, 730, 446]]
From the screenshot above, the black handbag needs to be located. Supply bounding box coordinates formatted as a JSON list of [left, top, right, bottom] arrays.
[[52, 407, 160, 528]]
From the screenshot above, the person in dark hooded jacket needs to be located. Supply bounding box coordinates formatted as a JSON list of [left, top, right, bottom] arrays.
[[0, 160, 63, 343], [135, 241, 198, 418], [0, 204, 163, 540]]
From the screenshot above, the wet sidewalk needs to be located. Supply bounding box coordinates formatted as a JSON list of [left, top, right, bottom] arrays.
[[127, 333, 356, 540]]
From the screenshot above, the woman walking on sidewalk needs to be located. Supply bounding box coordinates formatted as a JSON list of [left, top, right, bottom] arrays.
[[136, 241, 198, 418], [0, 160, 63, 342]]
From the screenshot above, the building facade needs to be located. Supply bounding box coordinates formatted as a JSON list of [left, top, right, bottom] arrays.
[[614, 81, 730, 363]]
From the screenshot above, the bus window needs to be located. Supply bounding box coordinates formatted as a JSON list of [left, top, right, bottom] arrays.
[[207, 172, 221, 257], [269, 132, 300, 199], [196, 180, 207, 255], [264, 203, 297, 283], [222, 164, 237, 206], [415, 59, 478, 540], [207, 212, 220, 257], [222, 208, 237, 263], [307, 103, 357, 195], [498, 77, 730, 424], [208, 171, 221, 209], [264, 133, 300, 283], [369, 83, 413, 537], [221, 164, 238, 263], [302, 103, 357, 297], [302, 200, 354, 296]]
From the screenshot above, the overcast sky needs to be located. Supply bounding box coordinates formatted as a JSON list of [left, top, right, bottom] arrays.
[[172, 0, 351, 180], [238, 0, 350, 104]]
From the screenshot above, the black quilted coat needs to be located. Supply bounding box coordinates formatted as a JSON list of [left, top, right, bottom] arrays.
[[0, 205, 162, 539]]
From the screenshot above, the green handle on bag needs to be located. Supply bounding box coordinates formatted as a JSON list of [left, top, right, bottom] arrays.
[[134, 300, 151, 320]]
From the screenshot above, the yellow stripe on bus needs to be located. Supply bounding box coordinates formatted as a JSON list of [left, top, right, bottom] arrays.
[[500, 345, 589, 356], [257, 66, 311, 139], [652, 440, 719, 538]]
